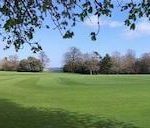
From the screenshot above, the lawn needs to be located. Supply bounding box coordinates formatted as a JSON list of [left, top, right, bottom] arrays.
[[0, 72, 150, 128]]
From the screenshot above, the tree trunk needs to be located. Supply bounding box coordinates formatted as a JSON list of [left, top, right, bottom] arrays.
[[90, 70, 93, 75]]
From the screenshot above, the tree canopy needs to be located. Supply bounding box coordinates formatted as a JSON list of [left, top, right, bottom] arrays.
[[0, 0, 150, 52], [63, 47, 150, 74]]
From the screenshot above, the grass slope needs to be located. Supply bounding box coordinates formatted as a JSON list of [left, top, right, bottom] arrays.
[[0, 72, 150, 128]]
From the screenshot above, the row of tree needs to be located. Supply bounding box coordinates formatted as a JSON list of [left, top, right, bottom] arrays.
[[0, 52, 50, 72], [63, 47, 150, 74]]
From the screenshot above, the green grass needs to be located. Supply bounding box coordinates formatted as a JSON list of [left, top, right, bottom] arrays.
[[0, 72, 150, 128]]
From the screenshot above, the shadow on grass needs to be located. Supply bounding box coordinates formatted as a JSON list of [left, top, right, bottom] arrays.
[[0, 99, 139, 128]]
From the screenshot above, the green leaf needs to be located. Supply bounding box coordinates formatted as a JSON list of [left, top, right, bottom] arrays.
[[90, 32, 96, 41], [88, 7, 93, 13], [130, 23, 135, 30]]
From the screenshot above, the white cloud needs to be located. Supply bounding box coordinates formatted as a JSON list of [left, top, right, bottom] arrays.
[[84, 15, 98, 27], [85, 16, 150, 39], [123, 19, 150, 39], [109, 20, 123, 28], [84, 15, 123, 28]]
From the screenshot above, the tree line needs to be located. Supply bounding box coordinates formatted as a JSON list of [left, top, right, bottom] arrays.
[[63, 47, 150, 75], [0, 52, 49, 72]]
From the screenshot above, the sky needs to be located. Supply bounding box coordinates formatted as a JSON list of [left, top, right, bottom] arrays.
[[0, 5, 150, 67]]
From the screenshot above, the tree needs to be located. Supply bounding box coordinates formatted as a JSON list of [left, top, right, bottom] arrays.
[[39, 51, 50, 69], [17, 57, 43, 72], [0, 0, 150, 52], [138, 53, 150, 74], [121, 49, 136, 74], [83, 52, 100, 75], [111, 52, 122, 74], [8, 55, 19, 71], [63, 49, 101, 74], [1, 57, 9, 71], [100, 54, 112, 74], [63, 48, 150, 74], [135, 58, 142, 74], [0, 59, 3, 70], [1, 55, 19, 71], [17, 59, 30, 72], [63, 47, 82, 73]]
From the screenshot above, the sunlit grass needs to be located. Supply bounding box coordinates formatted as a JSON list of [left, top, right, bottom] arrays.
[[0, 72, 150, 128]]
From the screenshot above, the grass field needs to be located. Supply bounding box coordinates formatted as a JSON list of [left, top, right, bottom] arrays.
[[0, 72, 150, 128]]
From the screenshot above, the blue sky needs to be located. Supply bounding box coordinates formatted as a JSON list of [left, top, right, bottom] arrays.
[[0, 7, 150, 67]]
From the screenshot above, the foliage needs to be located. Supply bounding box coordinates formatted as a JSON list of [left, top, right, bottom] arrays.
[[63, 47, 82, 73], [17, 57, 43, 72], [100, 54, 112, 74], [63, 47, 101, 74], [83, 52, 100, 74], [0, 56, 43, 72], [136, 53, 150, 74], [63, 47, 150, 74], [121, 50, 136, 74], [0, 0, 150, 51], [110, 52, 122, 74], [0, 55, 19, 71]]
